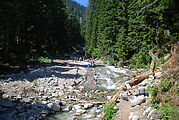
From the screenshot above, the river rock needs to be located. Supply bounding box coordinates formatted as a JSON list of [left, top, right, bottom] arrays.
[[114, 103, 120, 111], [129, 112, 140, 120], [73, 105, 82, 110], [98, 105, 103, 109], [143, 107, 152, 116], [75, 109, 86, 115], [123, 77, 130, 82], [106, 96, 112, 100], [125, 82, 132, 89], [52, 82, 59, 86], [47, 103, 53, 109], [139, 78, 150, 86], [155, 72, 163, 78], [42, 96, 48, 100], [84, 103, 93, 109], [150, 112, 162, 120], [120, 92, 128, 101], [26, 97, 35, 103], [132, 115, 140, 120], [62, 107, 70, 112], [147, 109, 162, 120], [47, 102, 61, 112], [2, 94, 9, 99], [89, 107, 98, 115], [51, 93, 58, 97], [147, 109, 156, 119], [130, 96, 146, 107], [138, 87, 146, 95], [16, 95, 22, 100], [62, 104, 73, 112], [40, 101, 48, 105], [96, 109, 102, 114], [52, 103, 61, 112], [134, 89, 139, 96]]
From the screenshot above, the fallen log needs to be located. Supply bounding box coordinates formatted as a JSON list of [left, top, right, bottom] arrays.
[[129, 50, 157, 86], [110, 89, 121, 102], [129, 72, 154, 86], [110, 83, 127, 102]]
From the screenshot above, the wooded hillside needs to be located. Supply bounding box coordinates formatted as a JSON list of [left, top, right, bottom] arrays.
[[85, 0, 179, 68], [0, 0, 85, 66]]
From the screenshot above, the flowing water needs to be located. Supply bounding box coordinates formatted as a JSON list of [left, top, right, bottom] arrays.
[[46, 64, 131, 120]]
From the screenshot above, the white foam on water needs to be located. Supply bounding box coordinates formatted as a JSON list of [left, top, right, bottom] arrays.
[[106, 66, 128, 75]]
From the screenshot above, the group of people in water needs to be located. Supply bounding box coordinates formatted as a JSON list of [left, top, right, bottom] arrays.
[[74, 59, 96, 74], [66, 55, 99, 86]]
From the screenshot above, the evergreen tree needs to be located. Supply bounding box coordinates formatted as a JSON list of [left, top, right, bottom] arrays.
[[85, 0, 179, 67], [0, 0, 85, 66]]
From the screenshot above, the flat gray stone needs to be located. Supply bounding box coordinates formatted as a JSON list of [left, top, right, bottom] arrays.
[[130, 96, 146, 107]]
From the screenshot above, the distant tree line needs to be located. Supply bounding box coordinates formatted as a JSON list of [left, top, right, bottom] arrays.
[[85, 0, 179, 68], [64, 0, 86, 22], [0, 0, 85, 65]]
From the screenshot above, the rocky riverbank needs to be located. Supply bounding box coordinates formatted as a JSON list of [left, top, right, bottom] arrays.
[[114, 72, 164, 120], [0, 57, 165, 120], [0, 58, 132, 120]]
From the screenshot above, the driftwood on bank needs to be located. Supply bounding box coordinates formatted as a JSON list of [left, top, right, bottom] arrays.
[[110, 43, 179, 104], [129, 50, 158, 86], [129, 72, 154, 86], [110, 89, 122, 102], [110, 52, 156, 102], [109, 71, 154, 103], [110, 83, 127, 102]]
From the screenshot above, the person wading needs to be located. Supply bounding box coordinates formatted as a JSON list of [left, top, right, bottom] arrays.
[[75, 65, 79, 74]]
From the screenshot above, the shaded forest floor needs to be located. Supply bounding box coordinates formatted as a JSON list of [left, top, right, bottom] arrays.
[[0, 61, 44, 76]]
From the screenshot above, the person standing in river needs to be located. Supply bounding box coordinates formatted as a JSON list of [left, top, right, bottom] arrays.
[[75, 65, 79, 74]]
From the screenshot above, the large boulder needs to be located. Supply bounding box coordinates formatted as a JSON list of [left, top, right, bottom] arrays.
[[130, 96, 146, 107]]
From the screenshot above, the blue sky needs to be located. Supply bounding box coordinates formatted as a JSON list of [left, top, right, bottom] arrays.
[[74, 0, 88, 7]]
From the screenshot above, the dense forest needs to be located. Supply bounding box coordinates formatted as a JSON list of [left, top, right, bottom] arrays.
[[0, 0, 178, 68], [0, 1, 178, 120], [0, 0, 85, 66], [85, 0, 179, 68], [64, 0, 86, 21]]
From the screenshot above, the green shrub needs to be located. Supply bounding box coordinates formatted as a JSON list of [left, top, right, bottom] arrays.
[[158, 105, 178, 120], [160, 57, 168, 64], [107, 58, 116, 66], [92, 48, 101, 58], [148, 73, 179, 120], [37, 57, 52, 63], [103, 102, 117, 120], [129, 50, 151, 68], [159, 79, 172, 92]]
